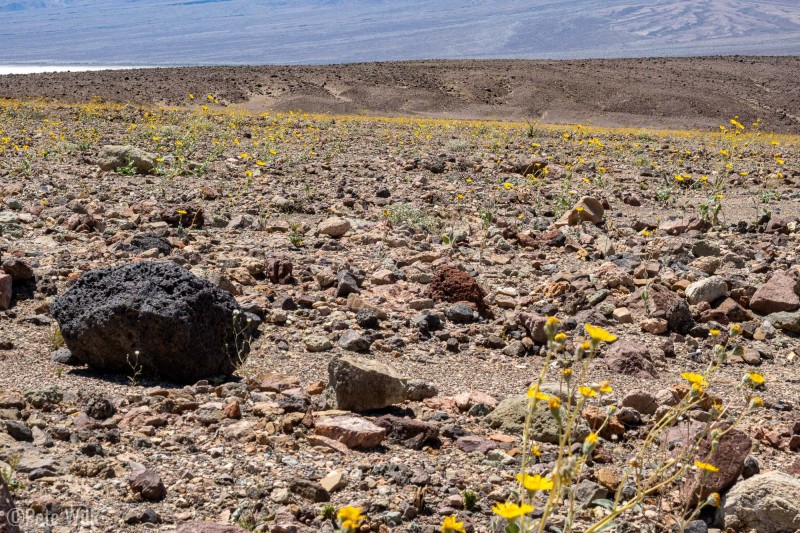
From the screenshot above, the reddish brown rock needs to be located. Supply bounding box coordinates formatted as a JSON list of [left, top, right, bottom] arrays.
[[223, 400, 241, 419], [749, 271, 800, 314], [266, 257, 294, 285], [250, 373, 301, 393], [621, 389, 659, 415], [129, 468, 167, 502], [606, 341, 657, 378], [314, 415, 386, 449], [681, 426, 752, 506], [518, 313, 548, 343], [627, 283, 694, 334], [582, 406, 626, 439], [375, 415, 439, 450], [428, 264, 491, 317], [455, 436, 499, 454]]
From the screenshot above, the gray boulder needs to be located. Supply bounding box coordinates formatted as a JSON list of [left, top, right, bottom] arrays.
[[483, 394, 589, 443], [51, 261, 252, 384], [327, 356, 406, 412], [723, 471, 800, 533], [98, 144, 156, 174]]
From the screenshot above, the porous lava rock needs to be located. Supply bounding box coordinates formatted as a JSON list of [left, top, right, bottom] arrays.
[[427, 264, 491, 318], [51, 261, 251, 383]]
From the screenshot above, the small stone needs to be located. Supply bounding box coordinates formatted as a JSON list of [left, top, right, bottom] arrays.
[[723, 471, 800, 533], [446, 302, 477, 324], [556, 196, 605, 226], [304, 335, 333, 353], [327, 356, 406, 411], [129, 468, 167, 502], [337, 330, 371, 352], [4, 420, 33, 442], [612, 307, 633, 324], [691, 240, 720, 258], [405, 379, 438, 401], [574, 479, 608, 507], [766, 311, 800, 333], [320, 470, 347, 493], [640, 318, 668, 334], [621, 390, 658, 415]]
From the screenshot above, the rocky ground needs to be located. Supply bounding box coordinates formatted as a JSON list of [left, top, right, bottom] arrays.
[[0, 96, 798, 533], [1, 57, 800, 133]]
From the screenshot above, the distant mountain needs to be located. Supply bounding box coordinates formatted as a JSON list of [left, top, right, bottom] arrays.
[[2, 0, 800, 65]]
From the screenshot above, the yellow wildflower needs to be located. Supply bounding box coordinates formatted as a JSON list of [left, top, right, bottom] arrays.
[[578, 386, 597, 398], [681, 372, 708, 388], [517, 473, 553, 492], [585, 324, 617, 343], [598, 381, 613, 394], [337, 507, 365, 530], [743, 373, 765, 388], [441, 515, 465, 533], [694, 461, 719, 473], [527, 386, 550, 402], [492, 502, 533, 520]]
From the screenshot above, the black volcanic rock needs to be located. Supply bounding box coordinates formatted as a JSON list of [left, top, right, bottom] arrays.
[[51, 261, 251, 383]]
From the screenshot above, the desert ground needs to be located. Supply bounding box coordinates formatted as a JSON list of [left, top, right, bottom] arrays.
[[0, 58, 798, 533], [0, 57, 799, 132]]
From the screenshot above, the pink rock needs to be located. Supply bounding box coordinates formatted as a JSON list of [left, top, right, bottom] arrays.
[[314, 415, 386, 449]]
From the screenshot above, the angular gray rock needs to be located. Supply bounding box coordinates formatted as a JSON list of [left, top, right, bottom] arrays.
[[337, 330, 371, 352], [327, 356, 406, 412], [766, 311, 800, 333], [483, 395, 589, 443], [50, 261, 252, 384], [723, 471, 800, 533]]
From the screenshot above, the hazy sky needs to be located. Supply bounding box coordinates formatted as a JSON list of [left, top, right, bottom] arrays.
[[2, 0, 800, 65]]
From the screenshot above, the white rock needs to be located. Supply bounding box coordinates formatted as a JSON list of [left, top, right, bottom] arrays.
[[685, 275, 728, 305]]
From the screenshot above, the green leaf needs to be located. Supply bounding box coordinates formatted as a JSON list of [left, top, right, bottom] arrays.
[[592, 498, 616, 510]]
